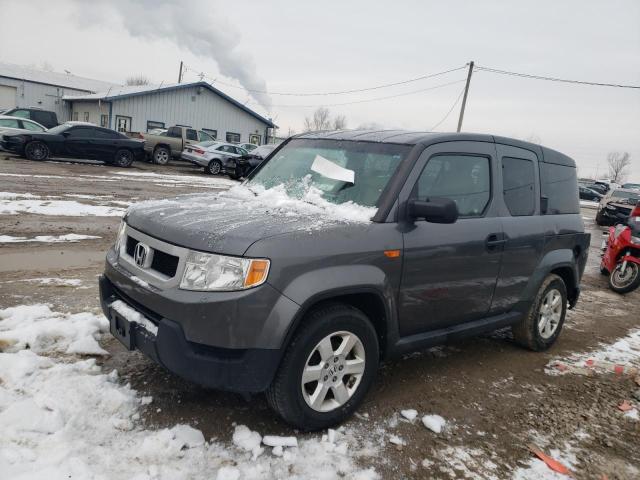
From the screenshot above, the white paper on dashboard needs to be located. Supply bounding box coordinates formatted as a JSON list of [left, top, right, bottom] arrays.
[[310, 155, 355, 184]]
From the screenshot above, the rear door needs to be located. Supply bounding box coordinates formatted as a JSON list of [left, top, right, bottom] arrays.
[[490, 144, 544, 314], [398, 141, 504, 335], [91, 128, 121, 160]]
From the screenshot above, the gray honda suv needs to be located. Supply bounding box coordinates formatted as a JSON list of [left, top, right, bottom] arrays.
[[100, 130, 590, 430]]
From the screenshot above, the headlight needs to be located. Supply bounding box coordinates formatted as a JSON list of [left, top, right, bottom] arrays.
[[114, 221, 127, 254], [180, 251, 270, 291]]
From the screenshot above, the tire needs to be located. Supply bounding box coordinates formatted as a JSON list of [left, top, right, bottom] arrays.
[[207, 159, 222, 175], [608, 262, 640, 294], [512, 274, 567, 351], [113, 148, 134, 168], [24, 141, 49, 161], [153, 146, 170, 165], [266, 303, 379, 431]]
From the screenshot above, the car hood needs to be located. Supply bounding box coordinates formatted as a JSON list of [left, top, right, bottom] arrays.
[[124, 188, 376, 256]]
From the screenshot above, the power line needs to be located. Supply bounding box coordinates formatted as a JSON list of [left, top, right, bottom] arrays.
[[255, 79, 467, 108], [475, 65, 640, 89], [429, 85, 467, 131], [182, 64, 468, 96]]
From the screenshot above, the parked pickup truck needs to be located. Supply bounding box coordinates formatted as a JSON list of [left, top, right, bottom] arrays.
[[100, 130, 590, 430], [138, 126, 216, 164]]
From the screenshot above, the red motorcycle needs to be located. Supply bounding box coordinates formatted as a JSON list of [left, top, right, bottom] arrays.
[[600, 201, 640, 294]]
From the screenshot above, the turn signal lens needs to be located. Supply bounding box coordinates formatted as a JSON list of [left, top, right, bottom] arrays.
[[244, 259, 270, 287], [384, 249, 401, 258]]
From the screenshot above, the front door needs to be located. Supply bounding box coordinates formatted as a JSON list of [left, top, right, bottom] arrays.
[[398, 142, 504, 336], [63, 127, 96, 158], [115, 116, 131, 133]]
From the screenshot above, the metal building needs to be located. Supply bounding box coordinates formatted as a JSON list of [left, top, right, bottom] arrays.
[[0, 62, 116, 121], [64, 82, 276, 145]]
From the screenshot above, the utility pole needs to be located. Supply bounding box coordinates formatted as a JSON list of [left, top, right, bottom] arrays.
[[457, 61, 474, 132], [178, 61, 183, 83]]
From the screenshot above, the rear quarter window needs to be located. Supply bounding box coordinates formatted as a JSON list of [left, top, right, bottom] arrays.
[[540, 162, 579, 214]]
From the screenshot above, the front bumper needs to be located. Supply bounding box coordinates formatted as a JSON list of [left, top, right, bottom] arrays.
[[99, 273, 282, 392]]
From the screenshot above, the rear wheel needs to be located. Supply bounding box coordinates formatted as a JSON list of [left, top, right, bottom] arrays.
[[153, 146, 170, 165], [266, 303, 379, 430], [24, 141, 49, 161], [207, 159, 222, 175], [512, 274, 567, 351], [113, 149, 134, 168], [609, 262, 640, 294]]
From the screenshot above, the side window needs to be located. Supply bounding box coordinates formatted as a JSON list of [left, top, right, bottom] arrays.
[[186, 129, 198, 141], [66, 128, 93, 138], [0, 118, 20, 128], [502, 157, 535, 216], [413, 154, 491, 217], [167, 127, 182, 138], [540, 162, 580, 214], [21, 120, 45, 132], [12, 109, 30, 119]]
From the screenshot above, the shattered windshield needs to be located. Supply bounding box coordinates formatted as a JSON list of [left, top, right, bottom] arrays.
[[247, 138, 410, 207]]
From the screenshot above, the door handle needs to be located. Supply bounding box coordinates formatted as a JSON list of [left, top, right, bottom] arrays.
[[486, 233, 506, 251]]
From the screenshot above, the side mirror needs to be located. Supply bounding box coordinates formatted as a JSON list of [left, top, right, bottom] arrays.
[[408, 197, 458, 224], [62, 131, 71, 137]]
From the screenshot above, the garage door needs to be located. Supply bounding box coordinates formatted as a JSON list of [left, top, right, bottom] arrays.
[[0, 85, 17, 110]]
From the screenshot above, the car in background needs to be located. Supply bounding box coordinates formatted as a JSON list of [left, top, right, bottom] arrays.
[[621, 182, 640, 191], [147, 128, 168, 135], [0, 122, 145, 167], [3, 107, 58, 129], [596, 188, 640, 226], [181, 141, 248, 177], [137, 126, 216, 164], [0, 115, 47, 135], [579, 186, 603, 202], [238, 142, 258, 152], [229, 143, 277, 178]]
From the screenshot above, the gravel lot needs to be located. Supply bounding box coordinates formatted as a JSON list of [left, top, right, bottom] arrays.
[[1, 153, 639, 479]]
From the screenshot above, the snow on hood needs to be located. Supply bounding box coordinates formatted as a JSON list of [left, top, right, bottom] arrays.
[[125, 182, 377, 256]]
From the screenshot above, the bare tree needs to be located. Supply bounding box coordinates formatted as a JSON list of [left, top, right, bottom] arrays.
[[304, 107, 332, 131], [125, 75, 150, 86], [607, 151, 631, 183], [333, 115, 347, 130]]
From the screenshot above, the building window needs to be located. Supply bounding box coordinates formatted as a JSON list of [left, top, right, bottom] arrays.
[[147, 120, 165, 132], [100, 115, 109, 128], [226, 132, 241, 143], [72, 112, 78, 121], [202, 128, 217, 140], [83, 112, 90, 122]]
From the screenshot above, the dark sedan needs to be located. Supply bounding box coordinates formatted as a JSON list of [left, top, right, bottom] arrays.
[[579, 186, 602, 202], [225, 143, 277, 178], [1, 122, 145, 167]]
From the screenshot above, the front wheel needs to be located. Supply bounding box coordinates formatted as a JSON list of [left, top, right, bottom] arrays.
[[512, 274, 567, 351], [113, 149, 134, 168], [207, 159, 222, 175], [266, 304, 379, 431], [609, 261, 640, 294], [24, 141, 50, 161]]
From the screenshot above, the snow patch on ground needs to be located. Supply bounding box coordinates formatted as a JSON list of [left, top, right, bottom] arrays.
[[422, 414, 447, 433], [511, 442, 578, 479], [0, 304, 108, 355], [0, 233, 100, 243], [0, 198, 125, 216], [0, 304, 381, 479], [546, 328, 640, 375]]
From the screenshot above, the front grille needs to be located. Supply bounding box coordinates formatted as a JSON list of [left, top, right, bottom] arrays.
[[125, 234, 179, 278], [151, 250, 180, 277]]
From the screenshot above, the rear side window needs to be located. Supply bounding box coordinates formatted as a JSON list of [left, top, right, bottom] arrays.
[[0, 118, 20, 128], [502, 157, 535, 216], [186, 129, 198, 141], [167, 127, 182, 138], [414, 154, 491, 217], [540, 162, 579, 214]]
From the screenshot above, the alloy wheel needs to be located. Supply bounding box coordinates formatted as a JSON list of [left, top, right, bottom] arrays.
[[538, 288, 562, 339], [301, 330, 365, 412], [611, 262, 639, 289]]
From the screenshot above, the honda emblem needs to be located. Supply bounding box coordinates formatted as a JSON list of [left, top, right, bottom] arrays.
[[134, 242, 150, 268]]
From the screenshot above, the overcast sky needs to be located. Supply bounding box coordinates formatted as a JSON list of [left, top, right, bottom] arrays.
[[1, 0, 638, 180]]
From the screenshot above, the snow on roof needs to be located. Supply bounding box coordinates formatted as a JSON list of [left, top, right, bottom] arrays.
[[62, 81, 276, 128], [0, 62, 118, 93]]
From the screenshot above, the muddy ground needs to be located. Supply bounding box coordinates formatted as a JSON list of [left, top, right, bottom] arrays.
[[1, 153, 638, 479]]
